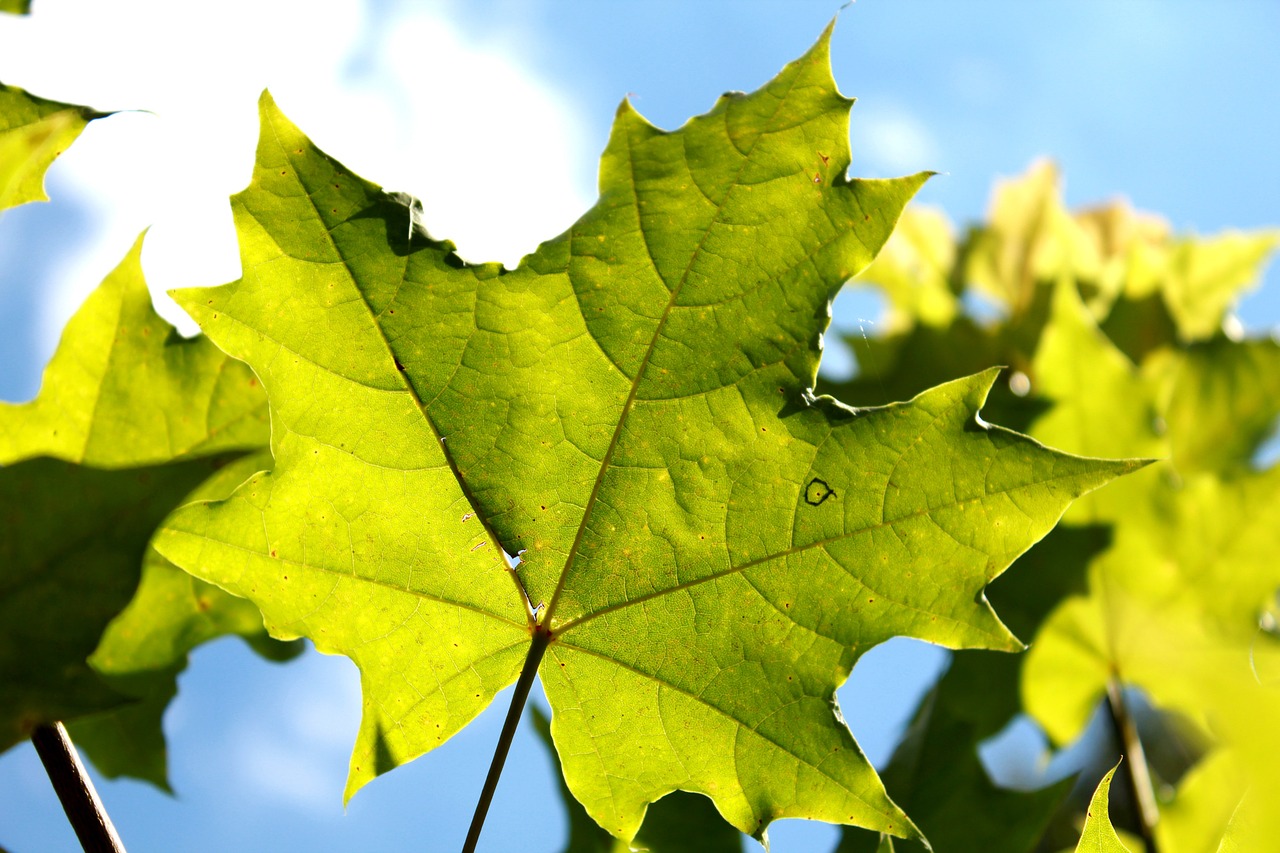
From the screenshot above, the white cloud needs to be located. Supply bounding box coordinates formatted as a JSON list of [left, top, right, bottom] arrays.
[[361, 8, 596, 265], [0, 0, 593, 355], [851, 102, 940, 177]]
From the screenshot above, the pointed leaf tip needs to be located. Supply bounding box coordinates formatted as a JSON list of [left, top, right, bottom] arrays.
[[1075, 765, 1134, 851]]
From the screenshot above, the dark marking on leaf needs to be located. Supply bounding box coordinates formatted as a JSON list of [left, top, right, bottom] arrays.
[[804, 478, 835, 506], [394, 358, 406, 372]]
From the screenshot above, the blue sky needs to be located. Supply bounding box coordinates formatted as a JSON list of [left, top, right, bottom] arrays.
[[1, 2, 1277, 851]]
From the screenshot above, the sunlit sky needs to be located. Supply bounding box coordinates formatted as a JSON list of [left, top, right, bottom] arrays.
[[2, 1, 1277, 851]]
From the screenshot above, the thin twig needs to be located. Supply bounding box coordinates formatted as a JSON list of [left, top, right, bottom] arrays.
[[462, 629, 551, 853], [1105, 677, 1159, 853], [31, 722, 126, 853]]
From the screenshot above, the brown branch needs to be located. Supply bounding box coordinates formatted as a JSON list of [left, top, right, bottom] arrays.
[[1105, 678, 1159, 853], [31, 722, 126, 853]]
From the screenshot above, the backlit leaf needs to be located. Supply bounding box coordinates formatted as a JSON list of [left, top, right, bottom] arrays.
[[157, 28, 1140, 845], [0, 81, 106, 209], [1075, 766, 1133, 853], [0, 233, 268, 466], [820, 159, 1280, 849], [531, 706, 742, 853]]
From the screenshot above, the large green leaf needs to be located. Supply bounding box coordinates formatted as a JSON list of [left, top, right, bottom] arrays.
[[157, 29, 1140, 845], [0, 82, 106, 209], [0, 0, 31, 14], [0, 236, 292, 786]]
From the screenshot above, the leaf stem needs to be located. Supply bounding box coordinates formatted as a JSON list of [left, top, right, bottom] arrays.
[[462, 629, 551, 853], [1105, 677, 1159, 853], [31, 722, 126, 853]]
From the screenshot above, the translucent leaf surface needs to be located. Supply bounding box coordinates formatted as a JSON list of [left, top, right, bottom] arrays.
[[158, 28, 1140, 844], [0, 234, 268, 466], [0, 81, 105, 209], [66, 451, 301, 788], [531, 706, 741, 853]]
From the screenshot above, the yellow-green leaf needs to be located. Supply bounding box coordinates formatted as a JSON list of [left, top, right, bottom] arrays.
[[0, 233, 268, 467], [1075, 766, 1134, 852], [0, 81, 106, 209], [157, 28, 1141, 844]]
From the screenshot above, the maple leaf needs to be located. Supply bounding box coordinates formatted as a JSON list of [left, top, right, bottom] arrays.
[[0, 235, 293, 786], [156, 27, 1140, 845], [0, 81, 107, 209], [0, 234, 268, 465]]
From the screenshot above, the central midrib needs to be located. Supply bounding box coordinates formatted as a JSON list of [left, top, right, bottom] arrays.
[[542, 80, 803, 630]]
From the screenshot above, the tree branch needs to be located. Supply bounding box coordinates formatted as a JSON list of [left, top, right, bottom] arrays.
[[1105, 678, 1159, 853], [31, 722, 126, 853]]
